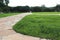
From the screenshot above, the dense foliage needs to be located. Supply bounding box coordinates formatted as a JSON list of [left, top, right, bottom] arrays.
[[0, 0, 60, 13]]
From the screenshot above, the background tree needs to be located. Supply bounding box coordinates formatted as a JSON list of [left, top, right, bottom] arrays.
[[0, 0, 5, 13], [40, 5, 46, 12], [0, 0, 3, 3], [0, 0, 60, 13], [3, 0, 9, 13], [5, 0, 9, 6], [55, 4, 60, 12], [31, 6, 41, 12]]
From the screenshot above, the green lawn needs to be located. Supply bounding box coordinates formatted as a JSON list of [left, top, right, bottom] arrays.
[[33, 12, 60, 15], [0, 13, 20, 18], [13, 12, 60, 40]]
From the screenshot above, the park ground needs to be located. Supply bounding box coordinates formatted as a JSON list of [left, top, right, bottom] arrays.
[[13, 12, 60, 40], [0, 12, 60, 40]]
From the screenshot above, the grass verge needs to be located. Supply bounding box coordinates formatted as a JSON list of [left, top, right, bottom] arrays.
[[13, 12, 60, 40], [0, 13, 20, 18]]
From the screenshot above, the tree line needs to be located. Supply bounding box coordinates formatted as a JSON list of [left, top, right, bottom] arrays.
[[0, 0, 60, 13]]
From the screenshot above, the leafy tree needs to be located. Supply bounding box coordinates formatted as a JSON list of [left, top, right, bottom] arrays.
[[31, 7, 41, 12], [5, 0, 9, 6], [0, 0, 3, 3], [40, 5, 46, 12], [55, 4, 60, 12], [0, 0, 5, 13]]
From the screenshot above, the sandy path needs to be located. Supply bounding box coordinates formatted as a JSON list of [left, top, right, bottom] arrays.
[[0, 13, 45, 40]]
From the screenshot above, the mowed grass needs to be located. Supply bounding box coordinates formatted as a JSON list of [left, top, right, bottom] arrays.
[[33, 12, 60, 15], [0, 13, 20, 18], [13, 12, 60, 40]]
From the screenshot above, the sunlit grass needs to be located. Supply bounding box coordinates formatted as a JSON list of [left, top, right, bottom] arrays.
[[13, 12, 60, 40], [0, 13, 20, 18]]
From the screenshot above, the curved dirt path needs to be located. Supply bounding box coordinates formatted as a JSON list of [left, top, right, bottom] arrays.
[[0, 13, 47, 40], [0, 13, 39, 40]]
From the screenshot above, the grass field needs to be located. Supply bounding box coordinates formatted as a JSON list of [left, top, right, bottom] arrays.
[[33, 12, 60, 14], [13, 12, 60, 40], [0, 13, 20, 18]]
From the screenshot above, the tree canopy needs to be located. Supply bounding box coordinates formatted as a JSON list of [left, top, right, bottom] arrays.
[[0, 0, 60, 13], [5, 0, 9, 6]]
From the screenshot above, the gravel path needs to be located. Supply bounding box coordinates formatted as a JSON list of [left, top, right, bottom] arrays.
[[0, 13, 47, 40]]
